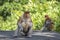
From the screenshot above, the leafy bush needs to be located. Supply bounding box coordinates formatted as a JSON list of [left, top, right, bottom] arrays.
[[0, 0, 60, 32]]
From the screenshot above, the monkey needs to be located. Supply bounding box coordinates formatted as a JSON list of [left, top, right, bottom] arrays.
[[41, 15, 54, 32], [13, 11, 33, 38], [44, 15, 54, 31]]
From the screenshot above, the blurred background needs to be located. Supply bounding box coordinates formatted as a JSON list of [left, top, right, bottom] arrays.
[[0, 0, 60, 32]]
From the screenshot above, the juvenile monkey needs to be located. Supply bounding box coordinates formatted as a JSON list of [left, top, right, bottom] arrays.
[[41, 15, 54, 31], [14, 11, 33, 38]]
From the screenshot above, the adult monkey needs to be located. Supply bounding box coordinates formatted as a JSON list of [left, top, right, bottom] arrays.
[[14, 11, 33, 38]]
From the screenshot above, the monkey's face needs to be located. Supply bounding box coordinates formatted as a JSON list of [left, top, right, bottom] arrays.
[[24, 13, 30, 18], [45, 15, 49, 19], [45, 16, 50, 20], [26, 13, 29, 16], [45, 16, 48, 19]]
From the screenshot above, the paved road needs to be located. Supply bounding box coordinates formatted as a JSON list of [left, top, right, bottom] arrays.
[[0, 31, 60, 40]]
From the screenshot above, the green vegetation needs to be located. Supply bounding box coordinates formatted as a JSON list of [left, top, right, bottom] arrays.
[[0, 0, 60, 32]]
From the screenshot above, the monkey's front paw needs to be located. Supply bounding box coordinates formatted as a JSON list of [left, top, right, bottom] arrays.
[[20, 32, 25, 36]]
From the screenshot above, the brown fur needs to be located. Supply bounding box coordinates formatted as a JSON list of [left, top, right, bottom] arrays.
[[45, 15, 54, 31]]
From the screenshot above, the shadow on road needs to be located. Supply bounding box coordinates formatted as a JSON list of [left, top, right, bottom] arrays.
[[0, 35, 59, 40], [0, 31, 60, 40]]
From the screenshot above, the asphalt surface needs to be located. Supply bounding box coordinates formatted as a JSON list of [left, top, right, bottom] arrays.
[[0, 31, 60, 40]]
